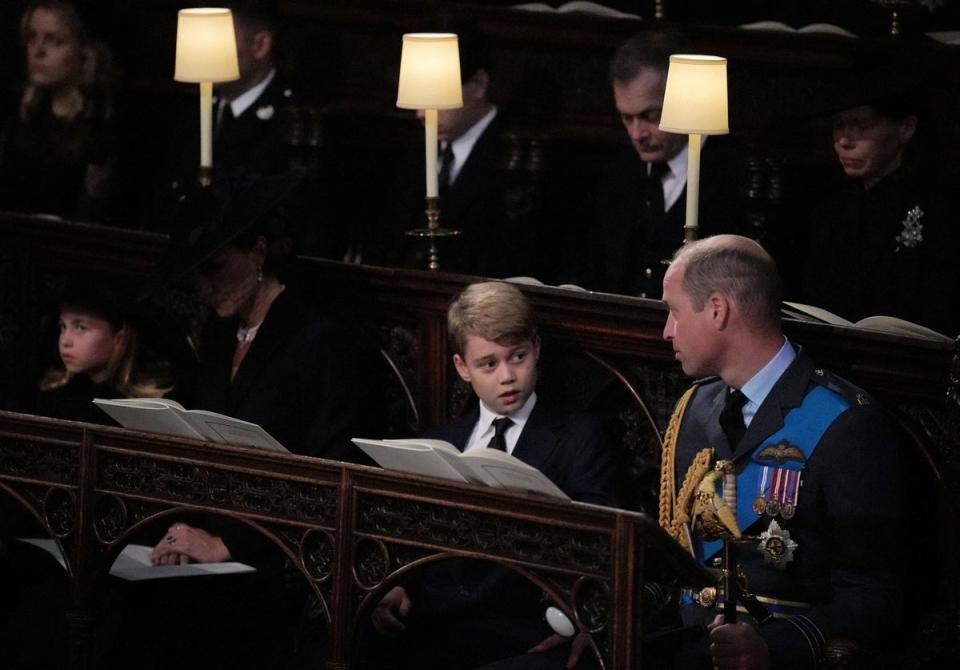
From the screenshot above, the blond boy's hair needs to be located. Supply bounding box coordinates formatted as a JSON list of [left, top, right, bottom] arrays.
[[447, 282, 537, 355]]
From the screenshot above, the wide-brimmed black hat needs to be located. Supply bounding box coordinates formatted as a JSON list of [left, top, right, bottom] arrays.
[[53, 274, 197, 372], [804, 50, 930, 121], [150, 167, 308, 290], [57, 276, 140, 329]]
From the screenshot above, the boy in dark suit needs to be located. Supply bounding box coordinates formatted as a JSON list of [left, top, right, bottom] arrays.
[[371, 281, 617, 669]]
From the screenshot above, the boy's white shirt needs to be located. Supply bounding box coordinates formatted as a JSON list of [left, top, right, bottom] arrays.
[[463, 392, 537, 455]]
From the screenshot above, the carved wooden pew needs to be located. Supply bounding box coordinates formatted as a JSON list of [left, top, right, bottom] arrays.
[[2, 213, 959, 666], [0, 411, 708, 669]]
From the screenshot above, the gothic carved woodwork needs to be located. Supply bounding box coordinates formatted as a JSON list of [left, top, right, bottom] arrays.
[[356, 492, 611, 576], [97, 451, 338, 526], [0, 413, 714, 670], [302, 527, 337, 582], [0, 437, 78, 485]]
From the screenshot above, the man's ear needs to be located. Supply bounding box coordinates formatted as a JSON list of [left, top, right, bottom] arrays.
[[452, 353, 472, 382], [465, 69, 490, 100], [707, 292, 730, 330], [251, 30, 273, 61]]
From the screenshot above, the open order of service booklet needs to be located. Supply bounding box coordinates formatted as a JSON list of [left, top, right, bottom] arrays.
[[781, 302, 951, 341], [17, 538, 256, 581], [93, 398, 289, 453], [352, 437, 569, 500]]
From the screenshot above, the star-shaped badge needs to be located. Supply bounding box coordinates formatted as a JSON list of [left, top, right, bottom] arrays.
[[757, 520, 797, 570]]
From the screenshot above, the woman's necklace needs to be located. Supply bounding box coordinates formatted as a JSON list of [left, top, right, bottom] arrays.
[[236, 322, 262, 344], [235, 281, 285, 344]]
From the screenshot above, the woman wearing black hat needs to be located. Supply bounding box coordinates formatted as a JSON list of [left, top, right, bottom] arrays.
[[0, 0, 116, 220], [800, 97, 960, 337], [121, 172, 384, 669], [152, 172, 383, 562]]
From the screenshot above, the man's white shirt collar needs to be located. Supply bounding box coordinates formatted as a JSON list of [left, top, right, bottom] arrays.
[[464, 390, 536, 455], [739, 338, 796, 427], [224, 68, 277, 119], [445, 106, 498, 185]]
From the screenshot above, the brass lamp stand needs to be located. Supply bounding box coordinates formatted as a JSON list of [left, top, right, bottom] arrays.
[[407, 196, 461, 271], [396, 33, 464, 271]]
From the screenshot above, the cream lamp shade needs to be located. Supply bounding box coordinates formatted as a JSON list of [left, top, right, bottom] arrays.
[[659, 55, 729, 135], [396, 33, 463, 110], [174, 8, 240, 83]]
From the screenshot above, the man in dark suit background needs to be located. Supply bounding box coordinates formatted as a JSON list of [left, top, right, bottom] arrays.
[[366, 21, 541, 277], [655, 235, 901, 670], [210, 1, 296, 176], [370, 281, 616, 670], [150, 1, 302, 231], [587, 36, 743, 298]]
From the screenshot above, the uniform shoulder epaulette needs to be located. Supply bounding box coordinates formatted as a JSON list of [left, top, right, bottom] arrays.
[[810, 366, 873, 407]]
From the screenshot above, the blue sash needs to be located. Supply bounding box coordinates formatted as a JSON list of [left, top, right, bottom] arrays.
[[697, 385, 849, 563]]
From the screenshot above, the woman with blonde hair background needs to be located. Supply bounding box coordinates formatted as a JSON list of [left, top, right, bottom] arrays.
[[0, 0, 116, 220]]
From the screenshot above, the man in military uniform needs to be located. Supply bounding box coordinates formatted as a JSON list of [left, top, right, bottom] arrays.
[[657, 235, 901, 669]]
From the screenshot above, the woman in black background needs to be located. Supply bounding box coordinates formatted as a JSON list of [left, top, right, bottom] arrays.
[[0, 0, 116, 220], [800, 94, 960, 337]]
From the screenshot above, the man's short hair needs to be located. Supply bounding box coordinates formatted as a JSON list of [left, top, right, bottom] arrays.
[[228, 0, 279, 32], [609, 34, 669, 85], [673, 238, 782, 330], [448, 282, 537, 355], [420, 14, 491, 82]]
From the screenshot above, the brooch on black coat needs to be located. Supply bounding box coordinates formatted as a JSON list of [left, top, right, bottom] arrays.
[[894, 205, 924, 252]]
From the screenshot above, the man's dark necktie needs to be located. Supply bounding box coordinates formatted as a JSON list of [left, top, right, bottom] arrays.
[[644, 161, 669, 216], [719, 388, 748, 448], [216, 101, 236, 139], [438, 141, 455, 193], [486, 416, 513, 452]]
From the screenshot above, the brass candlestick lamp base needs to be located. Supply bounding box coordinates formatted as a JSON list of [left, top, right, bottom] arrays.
[[197, 165, 213, 187], [406, 196, 460, 271]]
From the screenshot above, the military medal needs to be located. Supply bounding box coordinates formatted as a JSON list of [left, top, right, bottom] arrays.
[[755, 460, 802, 521], [757, 520, 797, 570], [696, 586, 717, 608], [755, 467, 771, 515], [765, 499, 781, 517]]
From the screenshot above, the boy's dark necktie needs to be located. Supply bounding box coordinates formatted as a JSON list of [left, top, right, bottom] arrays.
[[719, 388, 748, 448], [438, 141, 455, 192], [487, 416, 513, 452]]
